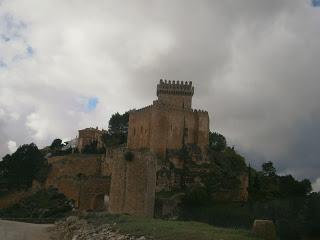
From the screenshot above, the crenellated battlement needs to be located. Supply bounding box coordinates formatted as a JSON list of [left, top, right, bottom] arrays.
[[157, 79, 194, 96]]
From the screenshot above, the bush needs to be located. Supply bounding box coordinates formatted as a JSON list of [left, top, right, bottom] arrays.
[[181, 187, 210, 206], [82, 140, 105, 154], [0, 187, 73, 219]]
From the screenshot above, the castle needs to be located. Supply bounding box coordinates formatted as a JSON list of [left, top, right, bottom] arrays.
[[37, 80, 248, 217], [106, 79, 213, 217], [127, 79, 209, 157]]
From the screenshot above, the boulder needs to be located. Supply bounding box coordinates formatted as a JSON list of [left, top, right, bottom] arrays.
[[252, 220, 277, 240]]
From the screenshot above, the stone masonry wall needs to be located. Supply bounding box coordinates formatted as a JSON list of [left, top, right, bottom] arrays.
[[128, 104, 209, 157], [78, 128, 104, 153], [109, 148, 156, 217], [45, 154, 110, 210]]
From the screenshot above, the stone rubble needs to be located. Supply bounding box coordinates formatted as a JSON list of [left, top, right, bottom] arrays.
[[49, 216, 150, 240]]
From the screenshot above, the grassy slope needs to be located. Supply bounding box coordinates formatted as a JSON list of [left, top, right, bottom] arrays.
[[86, 214, 260, 240]]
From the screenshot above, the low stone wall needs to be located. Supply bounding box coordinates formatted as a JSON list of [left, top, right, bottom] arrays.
[[47, 154, 105, 178]]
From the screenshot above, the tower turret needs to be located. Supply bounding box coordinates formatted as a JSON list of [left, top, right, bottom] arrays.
[[156, 79, 194, 109]]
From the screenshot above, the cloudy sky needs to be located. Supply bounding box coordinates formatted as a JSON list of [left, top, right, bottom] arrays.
[[0, 0, 320, 191]]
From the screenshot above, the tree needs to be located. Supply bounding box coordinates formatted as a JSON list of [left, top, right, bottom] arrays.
[[50, 138, 62, 150], [262, 161, 276, 177], [209, 132, 227, 152], [1, 143, 48, 190], [108, 112, 129, 135], [102, 111, 129, 147], [279, 176, 312, 198], [205, 147, 247, 195], [0, 154, 10, 178], [302, 192, 320, 238]]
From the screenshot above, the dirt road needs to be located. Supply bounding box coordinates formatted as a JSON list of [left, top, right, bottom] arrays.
[[0, 220, 53, 240]]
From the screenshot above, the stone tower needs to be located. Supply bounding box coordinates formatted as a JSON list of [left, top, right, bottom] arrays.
[[156, 79, 194, 109], [127, 79, 209, 157], [109, 80, 211, 217]]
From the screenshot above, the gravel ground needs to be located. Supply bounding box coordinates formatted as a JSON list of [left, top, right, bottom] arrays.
[[48, 216, 148, 240], [0, 220, 53, 240]]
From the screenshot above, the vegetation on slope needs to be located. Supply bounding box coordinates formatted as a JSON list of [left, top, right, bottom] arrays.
[[179, 160, 319, 240], [0, 187, 73, 221], [85, 213, 260, 240]]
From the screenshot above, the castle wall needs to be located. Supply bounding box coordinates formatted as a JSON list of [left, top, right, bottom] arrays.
[[109, 148, 156, 217], [156, 79, 194, 110], [127, 107, 152, 150], [196, 111, 210, 149], [47, 154, 104, 177], [48, 176, 110, 210], [45, 154, 110, 210], [127, 80, 209, 158], [128, 105, 209, 157], [149, 107, 172, 156], [157, 94, 192, 110]]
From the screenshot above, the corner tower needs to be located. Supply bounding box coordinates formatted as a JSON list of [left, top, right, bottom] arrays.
[[157, 79, 194, 109]]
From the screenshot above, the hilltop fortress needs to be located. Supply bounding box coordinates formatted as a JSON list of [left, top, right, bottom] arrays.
[[106, 80, 212, 217], [36, 79, 248, 218]]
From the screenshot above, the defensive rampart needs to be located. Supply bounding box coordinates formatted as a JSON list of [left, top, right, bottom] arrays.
[[45, 154, 110, 211], [108, 148, 156, 217]]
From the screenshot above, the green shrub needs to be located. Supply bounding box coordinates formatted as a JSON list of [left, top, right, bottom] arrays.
[[0, 187, 73, 219]]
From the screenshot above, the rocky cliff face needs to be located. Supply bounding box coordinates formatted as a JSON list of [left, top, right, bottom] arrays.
[[154, 145, 249, 217]]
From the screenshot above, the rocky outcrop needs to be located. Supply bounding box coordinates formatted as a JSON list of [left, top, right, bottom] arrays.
[[252, 220, 277, 240]]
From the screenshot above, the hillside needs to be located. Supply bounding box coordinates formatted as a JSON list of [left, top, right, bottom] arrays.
[[50, 213, 260, 240]]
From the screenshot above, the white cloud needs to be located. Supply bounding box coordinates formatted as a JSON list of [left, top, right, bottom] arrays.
[[0, 108, 5, 119], [7, 140, 17, 153], [25, 112, 49, 141], [0, 0, 320, 182], [312, 178, 320, 192], [9, 112, 19, 120]]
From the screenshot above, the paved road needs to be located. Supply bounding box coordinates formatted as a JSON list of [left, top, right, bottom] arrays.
[[0, 220, 53, 240]]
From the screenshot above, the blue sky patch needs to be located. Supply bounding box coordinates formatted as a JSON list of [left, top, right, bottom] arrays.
[[0, 59, 7, 68], [0, 33, 10, 42], [86, 97, 99, 111], [312, 0, 320, 7], [27, 46, 34, 56], [1, 14, 26, 40], [0, 13, 33, 66]]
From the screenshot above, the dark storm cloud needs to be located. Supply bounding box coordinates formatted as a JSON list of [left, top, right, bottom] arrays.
[[0, 0, 319, 187], [125, 0, 320, 182]]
